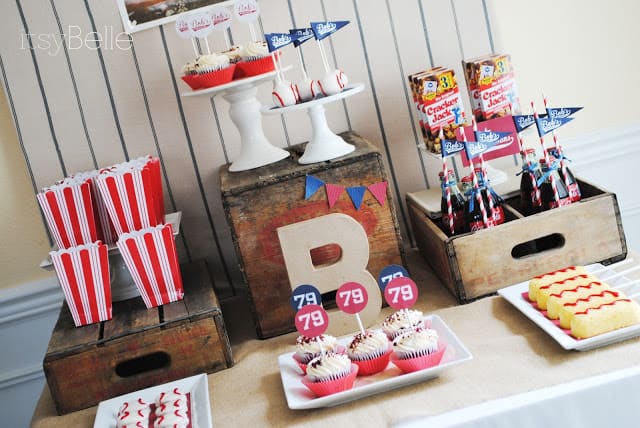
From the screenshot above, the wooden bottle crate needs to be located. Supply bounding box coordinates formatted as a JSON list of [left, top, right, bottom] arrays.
[[220, 131, 405, 338], [407, 179, 627, 303], [43, 261, 233, 415]]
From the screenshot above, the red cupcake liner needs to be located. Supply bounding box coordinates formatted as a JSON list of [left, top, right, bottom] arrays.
[[390, 341, 447, 374], [198, 64, 236, 88], [234, 55, 276, 78], [302, 364, 359, 397], [181, 74, 202, 90], [351, 347, 392, 376], [292, 345, 346, 375]]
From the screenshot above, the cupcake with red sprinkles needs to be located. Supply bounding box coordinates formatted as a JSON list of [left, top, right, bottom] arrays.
[[390, 327, 446, 373], [301, 351, 358, 397], [346, 329, 392, 376]]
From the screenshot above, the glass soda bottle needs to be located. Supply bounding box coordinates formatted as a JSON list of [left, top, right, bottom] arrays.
[[519, 148, 543, 216], [474, 167, 504, 226], [439, 170, 466, 236], [461, 174, 491, 232], [539, 158, 571, 210], [547, 148, 581, 203]]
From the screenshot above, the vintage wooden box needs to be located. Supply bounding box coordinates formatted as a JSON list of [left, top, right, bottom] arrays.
[[407, 178, 627, 303], [43, 261, 233, 415], [220, 131, 405, 338]]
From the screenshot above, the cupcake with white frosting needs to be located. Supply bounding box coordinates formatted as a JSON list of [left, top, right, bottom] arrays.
[[294, 334, 339, 364], [235, 41, 276, 78], [347, 329, 391, 375], [382, 308, 425, 340], [301, 352, 358, 397], [390, 327, 446, 373]]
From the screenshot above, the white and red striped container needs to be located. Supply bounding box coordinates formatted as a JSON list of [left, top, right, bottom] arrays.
[[37, 178, 99, 249], [117, 223, 183, 309], [50, 242, 112, 327], [96, 157, 165, 236]]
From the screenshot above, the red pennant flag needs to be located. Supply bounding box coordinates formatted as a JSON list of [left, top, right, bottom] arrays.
[[367, 181, 388, 206], [325, 183, 344, 208]]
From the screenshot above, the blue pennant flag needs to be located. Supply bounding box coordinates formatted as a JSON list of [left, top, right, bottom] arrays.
[[310, 21, 350, 41], [290, 28, 314, 47], [512, 114, 537, 133], [546, 107, 583, 120], [474, 130, 512, 146], [346, 186, 366, 210], [305, 175, 324, 200], [441, 139, 466, 158], [536, 116, 574, 137], [265, 33, 294, 52]]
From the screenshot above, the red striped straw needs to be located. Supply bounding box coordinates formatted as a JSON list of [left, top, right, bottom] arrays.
[[439, 128, 454, 235], [531, 101, 560, 205], [542, 94, 571, 192], [461, 128, 489, 227], [471, 118, 495, 216]]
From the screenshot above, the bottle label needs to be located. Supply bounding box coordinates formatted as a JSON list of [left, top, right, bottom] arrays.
[[548, 198, 572, 209], [567, 184, 580, 202], [492, 206, 505, 225], [469, 220, 485, 232]]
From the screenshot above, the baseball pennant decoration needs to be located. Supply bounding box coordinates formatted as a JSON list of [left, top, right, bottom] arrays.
[[546, 107, 582, 119], [441, 139, 466, 158], [305, 175, 325, 199], [346, 186, 366, 210], [304, 175, 388, 209], [512, 114, 537, 133], [367, 181, 388, 206], [310, 21, 350, 41], [325, 183, 344, 208], [536, 116, 574, 137], [290, 28, 315, 47], [265, 32, 295, 52]]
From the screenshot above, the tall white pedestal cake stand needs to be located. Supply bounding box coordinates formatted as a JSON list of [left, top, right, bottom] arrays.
[[181, 70, 289, 172], [262, 83, 365, 164]]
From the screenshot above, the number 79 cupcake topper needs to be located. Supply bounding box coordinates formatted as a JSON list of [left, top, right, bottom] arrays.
[[292, 284, 330, 355], [378, 264, 419, 310], [336, 282, 369, 335]]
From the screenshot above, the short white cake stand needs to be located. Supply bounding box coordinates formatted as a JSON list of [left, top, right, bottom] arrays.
[[262, 83, 365, 164], [181, 70, 289, 172]]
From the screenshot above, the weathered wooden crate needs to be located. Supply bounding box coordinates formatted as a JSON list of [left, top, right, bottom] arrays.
[[407, 178, 627, 303], [43, 261, 233, 415], [220, 131, 405, 338]]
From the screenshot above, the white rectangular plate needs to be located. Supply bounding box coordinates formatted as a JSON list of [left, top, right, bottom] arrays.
[[497, 262, 640, 351], [278, 315, 472, 410], [93, 373, 212, 428]]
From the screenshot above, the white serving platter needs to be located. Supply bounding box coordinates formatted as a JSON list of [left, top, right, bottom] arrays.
[[278, 315, 472, 410], [93, 373, 212, 428], [497, 262, 640, 351]]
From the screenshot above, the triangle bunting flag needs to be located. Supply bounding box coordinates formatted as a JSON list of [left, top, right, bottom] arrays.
[[346, 186, 366, 210], [305, 175, 324, 200]]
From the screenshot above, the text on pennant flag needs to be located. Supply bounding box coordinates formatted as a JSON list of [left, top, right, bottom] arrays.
[[464, 140, 490, 160], [458, 116, 519, 166], [325, 183, 344, 208], [367, 181, 388, 206], [474, 130, 512, 145], [536, 116, 574, 137], [305, 175, 325, 200], [290, 28, 314, 47], [546, 107, 583, 119], [441, 139, 466, 158], [346, 186, 366, 210], [512, 114, 537, 133], [310, 20, 350, 41], [265, 33, 294, 52]]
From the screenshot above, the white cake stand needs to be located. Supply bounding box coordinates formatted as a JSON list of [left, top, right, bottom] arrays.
[[262, 83, 365, 164], [181, 70, 290, 172]]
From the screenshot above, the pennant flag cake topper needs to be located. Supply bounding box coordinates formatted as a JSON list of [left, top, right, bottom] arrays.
[[346, 186, 366, 210], [265, 33, 294, 52], [310, 21, 350, 40], [290, 28, 314, 47], [546, 107, 582, 119], [441, 139, 466, 158], [512, 114, 537, 133], [536, 116, 573, 137], [367, 181, 388, 206], [305, 175, 324, 200]]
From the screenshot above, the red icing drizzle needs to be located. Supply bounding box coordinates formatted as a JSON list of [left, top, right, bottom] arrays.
[[539, 274, 590, 291], [563, 290, 619, 307], [534, 266, 579, 280], [549, 281, 603, 298], [574, 299, 631, 315]]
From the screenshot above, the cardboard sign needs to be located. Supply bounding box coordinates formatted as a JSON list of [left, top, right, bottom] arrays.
[[459, 115, 519, 166]]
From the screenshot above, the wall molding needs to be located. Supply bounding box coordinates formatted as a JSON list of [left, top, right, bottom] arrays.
[[0, 364, 43, 391], [563, 122, 640, 170], [0, 276, 62, 325]]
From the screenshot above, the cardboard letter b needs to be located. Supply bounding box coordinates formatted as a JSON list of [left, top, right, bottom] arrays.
[[277, 213, 381, 335]]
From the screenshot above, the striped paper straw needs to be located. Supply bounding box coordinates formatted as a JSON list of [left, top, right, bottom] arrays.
[[117, 224, 183, 309], [531, 101, 560, 205], [50, 242, 112, 327], [37, 179, 98, 249], [440, 129, 454, 235], [461, 129, 489, 228], [472, 118, 495, 217], [543, 95, 572, 193]]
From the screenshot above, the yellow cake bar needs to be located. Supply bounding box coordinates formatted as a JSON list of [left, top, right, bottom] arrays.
[[536, 274, 598, 311], [571, 299, 640, 339], [528, 266, 587, 303], [546, 281, 612, 320], [558, 289, 622, 329]]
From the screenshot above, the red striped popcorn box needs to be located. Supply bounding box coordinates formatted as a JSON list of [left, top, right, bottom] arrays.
[[50, 242, 112, 327], [37, 178, 99, 249], [96, 157, 163, 236], [116, 223, 184, 308]]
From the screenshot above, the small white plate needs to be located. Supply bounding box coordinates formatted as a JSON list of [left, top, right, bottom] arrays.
[[93, 373, 212, 428], [278, 315, 472, 410], [497, 262, 640, 351]]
